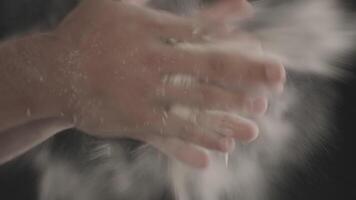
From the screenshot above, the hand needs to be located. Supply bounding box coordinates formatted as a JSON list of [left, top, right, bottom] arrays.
[[54, 0, 285, 168]]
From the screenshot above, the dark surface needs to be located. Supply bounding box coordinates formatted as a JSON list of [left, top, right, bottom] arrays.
[[278, 68, 356, 200], [0, 0, 79, 40], [1, 0, 356, 199], [0, 155, 39, 200], [0, 1, 78, 199]]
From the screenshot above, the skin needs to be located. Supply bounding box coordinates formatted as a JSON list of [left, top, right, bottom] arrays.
[[0, 0, 285, 168]]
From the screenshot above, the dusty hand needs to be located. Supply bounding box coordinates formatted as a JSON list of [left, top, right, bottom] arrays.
[[55, 0, 285, 168]]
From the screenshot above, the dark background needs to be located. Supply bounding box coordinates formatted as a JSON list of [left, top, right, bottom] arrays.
[[1, 0, 356, 199]]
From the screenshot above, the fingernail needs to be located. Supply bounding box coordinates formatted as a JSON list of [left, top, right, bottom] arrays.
[[226, 118, 259, 142], [219, 137, 236, 152], [213, 113, 260, 143], [246, 97, 268, 115], [244, 127, 259, 143], [241, 121, 259, 143], [266, 63, 286, 92]]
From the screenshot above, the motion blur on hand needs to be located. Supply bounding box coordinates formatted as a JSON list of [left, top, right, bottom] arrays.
[[53, 0, 285, 168]]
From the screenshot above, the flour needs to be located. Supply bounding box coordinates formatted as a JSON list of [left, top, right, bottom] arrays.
[[35, 1, 355, 200]]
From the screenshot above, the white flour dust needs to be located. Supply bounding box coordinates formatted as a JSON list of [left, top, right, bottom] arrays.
[[31, 0, 355, 200]]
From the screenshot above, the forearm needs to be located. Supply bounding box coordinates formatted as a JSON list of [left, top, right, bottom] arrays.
[[0, 33, 76, 131], [0, 31, 80, 164], [0, 0, 86, 164], [0, 117, 73, 164]]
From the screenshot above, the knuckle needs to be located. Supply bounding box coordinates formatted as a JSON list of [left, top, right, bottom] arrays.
[[206, 52, 229, 78], [198, 87, 219, 107], [220, 114, 233, 124]]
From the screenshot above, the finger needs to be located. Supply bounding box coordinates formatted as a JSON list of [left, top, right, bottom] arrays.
[[147, 105, 235, 152], [125, 110, 234, 154], [156, 82, 268, 115], [147, 8, 239, 43], [148, 136, 210, 168], [150, 16, 217, 44], [107, 0, 203, 43], [152, 0, 254, 41], [157, 112, 234, 152], [198, 110, 259, 142], [156, 44, 286, 91], [168, 105, 259, 143]]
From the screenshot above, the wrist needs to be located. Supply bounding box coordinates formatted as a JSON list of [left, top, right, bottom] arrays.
[[26, 34, 78, 122], [0, 32, 79, 129], [37, 33, 91, 126]]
